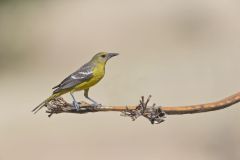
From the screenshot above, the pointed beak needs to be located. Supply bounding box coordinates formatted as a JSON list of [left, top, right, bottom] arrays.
[[107, 53, 119, 59]]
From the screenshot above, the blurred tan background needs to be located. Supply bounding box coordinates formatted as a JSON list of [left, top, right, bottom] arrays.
[[1, 0, 240, 160]]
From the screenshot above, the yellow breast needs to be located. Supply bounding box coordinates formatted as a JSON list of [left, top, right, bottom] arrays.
[[72, 63, 105, 91]]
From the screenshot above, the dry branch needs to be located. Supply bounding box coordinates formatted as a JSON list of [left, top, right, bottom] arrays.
[[41, 92, 240, 124]]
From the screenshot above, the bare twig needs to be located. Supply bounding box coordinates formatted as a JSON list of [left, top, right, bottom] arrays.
[[121, 95, 166, 124], [40, 91, 240, 124]]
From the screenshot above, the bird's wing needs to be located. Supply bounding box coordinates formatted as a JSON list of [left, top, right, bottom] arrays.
[[53, 62, 94, 93]]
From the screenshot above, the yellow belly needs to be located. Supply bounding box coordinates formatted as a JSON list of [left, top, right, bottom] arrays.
[[71, 64, 105, 92]]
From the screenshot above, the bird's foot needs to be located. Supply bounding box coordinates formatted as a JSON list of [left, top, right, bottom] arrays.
[[73, 101, 81, 111], [90, 103, 102, 110]]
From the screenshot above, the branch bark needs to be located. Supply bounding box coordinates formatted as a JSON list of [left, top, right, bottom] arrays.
[[43, 92, 240, 124]]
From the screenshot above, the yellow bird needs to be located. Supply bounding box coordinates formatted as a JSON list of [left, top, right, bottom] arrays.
[[32, 52, 119, 113]]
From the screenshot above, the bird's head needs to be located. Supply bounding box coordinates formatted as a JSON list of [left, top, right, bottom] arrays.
[[91, 52, 119, 64]]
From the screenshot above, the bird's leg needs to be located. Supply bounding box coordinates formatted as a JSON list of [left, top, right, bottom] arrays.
[[84, 89, 102, 109], [70, 92, 80, 111]]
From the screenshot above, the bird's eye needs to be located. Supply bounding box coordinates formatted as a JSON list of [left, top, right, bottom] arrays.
[[101, 55, 106, 58]]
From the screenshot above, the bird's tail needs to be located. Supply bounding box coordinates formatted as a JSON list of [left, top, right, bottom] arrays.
[[32, 93, 60, 114]]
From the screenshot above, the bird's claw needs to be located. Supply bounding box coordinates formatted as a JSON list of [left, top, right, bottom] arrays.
[[90, 103, 102, 110], [73, 101, 80, 111]]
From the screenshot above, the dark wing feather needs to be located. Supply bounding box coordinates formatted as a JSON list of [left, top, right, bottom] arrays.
[[53, 62, 94, 93]]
